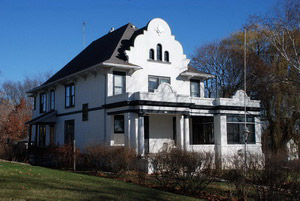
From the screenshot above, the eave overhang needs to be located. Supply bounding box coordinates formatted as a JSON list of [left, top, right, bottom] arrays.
[[26, 61, 142, 95], [180, 71, 215, 80]]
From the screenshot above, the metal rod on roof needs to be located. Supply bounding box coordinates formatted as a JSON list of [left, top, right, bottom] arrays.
[[244, 27, 248, 171], [83, 21, 86, 48]]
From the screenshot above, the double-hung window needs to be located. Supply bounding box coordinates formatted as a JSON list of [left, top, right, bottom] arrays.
[[50, 90, 55, 110], [190, 80, 200, 97], [65, 84, 75, 108], [227, 115, 255, 144], [113, 71, 126, 95], [40, 93, 47, 113], [148, 75, 170, 92]]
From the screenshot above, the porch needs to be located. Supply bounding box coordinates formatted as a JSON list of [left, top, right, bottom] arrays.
[[107, 112, 218, 156]]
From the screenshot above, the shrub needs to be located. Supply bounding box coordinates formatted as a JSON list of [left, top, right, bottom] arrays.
[[81, 145, 139, 173], [28, 145, 79, 169], [51, 145, 79, 169], [248, 152, 300, 201], [149, 149, 218, 195], [223, 154, 251, 201], [0, 143, 28, 162]]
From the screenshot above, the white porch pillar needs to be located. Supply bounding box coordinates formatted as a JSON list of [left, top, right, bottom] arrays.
[[214, 114, 227, 168], [138, 114, 145, 156], [254, 117, 262, 145], [176, 115, 184, 149], [129, 113, 138, 150], [106, 115, 113, 146], [184, 115, 190, 151], [200, 81, 205, 98], [124, 113, 130, 147]]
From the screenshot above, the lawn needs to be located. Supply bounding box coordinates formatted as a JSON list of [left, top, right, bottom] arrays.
[[0, 161, 198, 201]]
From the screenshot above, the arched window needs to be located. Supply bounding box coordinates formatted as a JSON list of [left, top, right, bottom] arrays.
[[149, 49, 154, 60], [157, 44, 162, 61], [164, 51, 169, 62]]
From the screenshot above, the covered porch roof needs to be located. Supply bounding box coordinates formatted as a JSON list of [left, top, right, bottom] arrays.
[[26, 110, 57, 125]]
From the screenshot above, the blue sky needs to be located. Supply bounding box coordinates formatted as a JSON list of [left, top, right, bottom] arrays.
[[0, 0, 274, 83]]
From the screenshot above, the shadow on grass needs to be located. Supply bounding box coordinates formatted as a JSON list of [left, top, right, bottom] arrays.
[[0, 172, 193, 201]]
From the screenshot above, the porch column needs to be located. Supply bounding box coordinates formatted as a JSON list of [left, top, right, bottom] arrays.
[[129, 113, 138, 151], [106, 115, 113, 146], [200, 81, 205, 98], [176, 115, 184, 149], [214, 114, 227, 168], [254, 117, 262, 145], [35, 124, 38, 147], [124, 113, 130, 147], [184, 115, 190, 151], [137, 114, 145, 156], [28, 125, 32, 150]]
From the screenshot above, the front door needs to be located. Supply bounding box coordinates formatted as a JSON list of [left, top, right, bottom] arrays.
[[64, 120, 74, 146]]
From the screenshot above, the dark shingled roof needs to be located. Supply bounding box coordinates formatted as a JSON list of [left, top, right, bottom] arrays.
[[42, 23, 139, 86]]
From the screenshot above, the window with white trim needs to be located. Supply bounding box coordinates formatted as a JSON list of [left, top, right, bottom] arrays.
[[40, 93, 47, 113], [148, 75, 170, 92], [113, 71, 126, 95], [190, 80, 200, 97], [65, 83, 75, 108], [50, 90, 55, 110]]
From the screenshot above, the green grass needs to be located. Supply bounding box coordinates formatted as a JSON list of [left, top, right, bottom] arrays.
[[0, 161, 198, 201]]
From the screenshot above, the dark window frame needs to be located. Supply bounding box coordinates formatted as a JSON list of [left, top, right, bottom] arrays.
[[191, 116, 214, 145], [50, 89, 55, 110], [113, 71, 126, 96], [190, 79, 200, 97], [164, 51, 169, 62], [82, 103, 88, 121], [157, 44, 162, 61], [65, 83, 75, 108], [148, 75, 171, 92], [40, 93, 47, 113], [149, 49, 154, 60], [114, 115, 125, 133], [227, 115, 256, 144]]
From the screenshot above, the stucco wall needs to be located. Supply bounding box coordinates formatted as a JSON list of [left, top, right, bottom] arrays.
[[148, 114, 174, 153]]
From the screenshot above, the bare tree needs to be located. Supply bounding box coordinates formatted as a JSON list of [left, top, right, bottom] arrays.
[[254, 0, 300, 73]]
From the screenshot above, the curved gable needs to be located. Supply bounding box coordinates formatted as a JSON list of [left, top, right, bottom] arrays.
[[125, 18, 190, 69]]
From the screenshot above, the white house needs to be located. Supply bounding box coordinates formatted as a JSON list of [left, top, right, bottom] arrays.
[[27, 18, 262, 165]]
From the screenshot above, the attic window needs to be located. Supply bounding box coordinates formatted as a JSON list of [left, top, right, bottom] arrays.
[[157, 44, 162, 61], [164, 51, 169, 62], [149, 49, 154, 60]]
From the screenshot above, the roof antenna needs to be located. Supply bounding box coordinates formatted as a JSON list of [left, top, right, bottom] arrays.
[[83, 21, 86, 48]]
